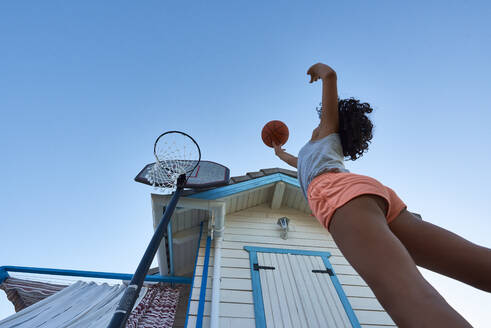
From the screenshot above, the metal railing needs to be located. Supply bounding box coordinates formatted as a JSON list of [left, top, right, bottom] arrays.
[[0, 265, 191, 285]]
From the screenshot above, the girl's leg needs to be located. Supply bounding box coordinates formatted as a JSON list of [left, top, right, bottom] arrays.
[[389, 209, 491, 292], [329, 195, 471, 328]]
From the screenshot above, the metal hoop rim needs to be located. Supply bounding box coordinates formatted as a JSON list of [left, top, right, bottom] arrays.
[[153, 130, 202, 175]]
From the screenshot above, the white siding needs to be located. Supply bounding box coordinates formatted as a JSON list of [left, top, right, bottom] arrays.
[[187, 203, 396, 328]]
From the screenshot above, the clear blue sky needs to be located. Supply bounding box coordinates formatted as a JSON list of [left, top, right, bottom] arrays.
[[1, 1, 490, 325]]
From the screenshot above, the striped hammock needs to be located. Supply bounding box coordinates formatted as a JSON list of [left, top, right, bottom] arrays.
[[0, 278, 180, 328]]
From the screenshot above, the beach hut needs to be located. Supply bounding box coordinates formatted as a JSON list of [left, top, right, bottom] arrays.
[[0, 167, 399, 327], [155, 167, 397, 327]]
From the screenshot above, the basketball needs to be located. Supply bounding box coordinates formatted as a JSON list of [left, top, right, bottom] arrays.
[[261, 120, 289, 148]]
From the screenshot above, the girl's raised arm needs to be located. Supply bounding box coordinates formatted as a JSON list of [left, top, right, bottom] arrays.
[[307, 63, 339, 136]]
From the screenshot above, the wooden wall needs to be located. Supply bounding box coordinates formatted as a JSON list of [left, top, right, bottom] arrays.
[[186, 203, 396, 328]]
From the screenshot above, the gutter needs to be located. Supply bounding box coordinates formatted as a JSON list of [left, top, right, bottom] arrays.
[[210, 236, 223, 328], [151, 195, 226, 326], [151, 195, 226, 238]]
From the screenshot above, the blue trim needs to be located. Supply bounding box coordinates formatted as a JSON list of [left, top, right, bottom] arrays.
[[244, 246, 361, 328], [320, 257, 360, 327], [184, 221, 204, 328], [244, 246, 331, 258], [247, 248, 266, 327], [196, 235, 211, 328], [188, 173, 300, 200], [167, 220, 174, 276], [0, 266, 192, 284], [0, 268, 9, 284]]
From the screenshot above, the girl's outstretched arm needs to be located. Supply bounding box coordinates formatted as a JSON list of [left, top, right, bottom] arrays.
[[273, 142, 298, 168], [307, 63, 339, 137]]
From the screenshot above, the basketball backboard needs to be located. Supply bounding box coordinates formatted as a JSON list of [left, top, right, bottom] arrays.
[[135, 160, 230, 189]]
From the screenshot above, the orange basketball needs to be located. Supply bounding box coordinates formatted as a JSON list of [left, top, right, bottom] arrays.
[[261, 120, 289, 148]]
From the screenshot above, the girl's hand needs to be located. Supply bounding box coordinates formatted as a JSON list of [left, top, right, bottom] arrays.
[[272, 142, 285, 156], [272, 141, 298, 168], [307, 63, 337, 83]]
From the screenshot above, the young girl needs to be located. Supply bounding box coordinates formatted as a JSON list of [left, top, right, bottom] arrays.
[[273, 62, 491, 328]]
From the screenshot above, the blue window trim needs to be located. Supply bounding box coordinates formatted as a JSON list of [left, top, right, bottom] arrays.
[[244, 246, 361, 328], [184, 221, 204, 328]]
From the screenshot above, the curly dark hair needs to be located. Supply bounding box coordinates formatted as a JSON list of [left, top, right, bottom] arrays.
[[316, 98, 374, 160]]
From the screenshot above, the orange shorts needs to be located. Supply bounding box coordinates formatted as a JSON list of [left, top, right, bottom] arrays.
[[307, 172, 407, 231]]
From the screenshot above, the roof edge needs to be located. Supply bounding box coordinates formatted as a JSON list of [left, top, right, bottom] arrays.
[[187, 172, 299, 200]]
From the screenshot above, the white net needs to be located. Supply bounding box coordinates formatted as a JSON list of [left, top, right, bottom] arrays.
[[147, 160, 196, 189], [145, 132, 200, 192]]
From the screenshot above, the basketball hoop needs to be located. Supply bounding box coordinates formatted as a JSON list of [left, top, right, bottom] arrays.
[[146, 131, 201, 192], [108, 130, 201, 328]]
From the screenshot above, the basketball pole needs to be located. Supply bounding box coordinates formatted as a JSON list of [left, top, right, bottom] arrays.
[[107, 174, 187, 328]]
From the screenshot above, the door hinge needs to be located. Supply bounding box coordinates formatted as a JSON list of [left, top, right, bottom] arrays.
[[254, 263, 275, 271], [312, 268, 334, 276]]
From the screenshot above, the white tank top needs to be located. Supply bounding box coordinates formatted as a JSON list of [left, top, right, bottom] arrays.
[[297, 133, 349, 199]]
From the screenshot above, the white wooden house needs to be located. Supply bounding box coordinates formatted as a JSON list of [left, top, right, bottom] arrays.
[[153, 168, 397, 328]]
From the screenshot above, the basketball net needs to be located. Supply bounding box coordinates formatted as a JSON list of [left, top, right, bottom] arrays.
[[146, 131, 201, 193]]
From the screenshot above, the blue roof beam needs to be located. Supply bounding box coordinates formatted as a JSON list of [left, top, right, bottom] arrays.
[[0, 266, 192, 284]]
